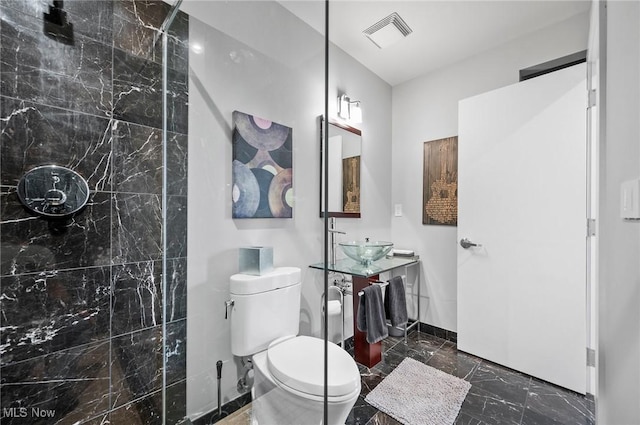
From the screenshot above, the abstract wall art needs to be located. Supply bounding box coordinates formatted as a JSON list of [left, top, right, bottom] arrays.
[[232, 111, 293, 218], [423, 136, 458, 226]]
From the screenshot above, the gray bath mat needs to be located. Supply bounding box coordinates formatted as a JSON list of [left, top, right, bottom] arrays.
[[364, 357, 471, 425]]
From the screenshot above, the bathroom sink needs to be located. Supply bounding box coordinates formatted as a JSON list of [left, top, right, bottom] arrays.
[[339, 240, 393, 266]]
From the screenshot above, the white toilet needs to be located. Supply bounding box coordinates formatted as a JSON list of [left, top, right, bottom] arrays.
[[230, 267, 361, 425]]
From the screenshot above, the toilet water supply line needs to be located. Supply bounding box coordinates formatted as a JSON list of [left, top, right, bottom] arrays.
[[224, 299, 253, 392], [237, 357, 252, 392]]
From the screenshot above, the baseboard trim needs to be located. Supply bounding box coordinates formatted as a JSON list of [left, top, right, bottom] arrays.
[[419, 322, 457, 343], [192, 392, 251, 425]]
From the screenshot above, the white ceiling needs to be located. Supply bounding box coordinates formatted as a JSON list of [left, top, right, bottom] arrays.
[[279, 1, 591, 86]]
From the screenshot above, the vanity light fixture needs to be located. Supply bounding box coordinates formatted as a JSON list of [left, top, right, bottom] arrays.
[[338, 94, 349, 120], [337, 94, 362, 124]]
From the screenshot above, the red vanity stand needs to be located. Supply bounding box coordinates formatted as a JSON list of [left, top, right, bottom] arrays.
[[352, 274, 383, 367], [310, 256, 420, 369]]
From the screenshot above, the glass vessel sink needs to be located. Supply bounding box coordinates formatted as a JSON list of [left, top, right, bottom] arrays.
[[339, 240, 393, 266]]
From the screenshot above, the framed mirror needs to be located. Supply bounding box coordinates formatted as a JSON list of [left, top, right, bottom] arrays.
[[320, 117, 362, 218]]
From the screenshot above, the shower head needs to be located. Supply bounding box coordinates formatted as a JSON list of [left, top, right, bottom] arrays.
[[43, 0, 74, 45]]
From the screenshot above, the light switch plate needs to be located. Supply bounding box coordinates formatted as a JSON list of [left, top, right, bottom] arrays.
[[394, 204, 403, 217], [621, 179, 640, 219]]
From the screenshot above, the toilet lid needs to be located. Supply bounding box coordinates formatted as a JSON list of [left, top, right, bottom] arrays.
[[267, 336, 360, 397]]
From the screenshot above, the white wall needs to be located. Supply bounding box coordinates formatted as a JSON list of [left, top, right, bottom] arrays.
[[391, 12, 590, 332], [596, 1, 640, 423], [181, 1, 391, 419]]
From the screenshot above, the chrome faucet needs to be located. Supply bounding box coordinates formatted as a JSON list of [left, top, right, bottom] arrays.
[[328, 217, 346, 265]]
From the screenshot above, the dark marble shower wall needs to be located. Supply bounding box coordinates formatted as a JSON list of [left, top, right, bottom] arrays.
[[0, 1, 188, 424]]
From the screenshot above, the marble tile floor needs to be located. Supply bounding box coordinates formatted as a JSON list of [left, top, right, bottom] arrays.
[[214, 331, 595, 425]]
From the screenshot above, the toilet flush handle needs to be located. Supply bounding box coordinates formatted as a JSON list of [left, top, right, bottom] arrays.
[[224, 299, 234, 319]]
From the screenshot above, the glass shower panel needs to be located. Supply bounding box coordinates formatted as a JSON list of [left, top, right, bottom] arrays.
[[161, 1, 328, 423], [161, 2, 190, 424]]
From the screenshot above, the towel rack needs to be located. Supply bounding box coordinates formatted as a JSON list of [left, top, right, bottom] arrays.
[[357, 275, 409, 342], [357, 281, 387, 297], [356, 276, 405, 297]]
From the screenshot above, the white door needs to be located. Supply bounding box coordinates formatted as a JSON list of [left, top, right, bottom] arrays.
[[457, 64, 587, 394]]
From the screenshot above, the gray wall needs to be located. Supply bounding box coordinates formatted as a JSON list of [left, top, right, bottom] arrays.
[[0, 2, 188, 423], [597, 0, 640, 423]]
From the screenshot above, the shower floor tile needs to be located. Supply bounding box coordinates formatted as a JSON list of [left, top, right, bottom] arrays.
[[208, 331, 595, 425]]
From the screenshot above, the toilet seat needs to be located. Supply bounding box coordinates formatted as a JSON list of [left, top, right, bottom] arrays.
[[266, 336, 360, 399]]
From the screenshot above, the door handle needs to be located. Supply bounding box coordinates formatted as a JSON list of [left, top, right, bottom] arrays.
[[460, 238, 482, 249]]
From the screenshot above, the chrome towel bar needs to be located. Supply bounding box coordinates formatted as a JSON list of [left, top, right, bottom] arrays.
[[357, 275, 406, 297]]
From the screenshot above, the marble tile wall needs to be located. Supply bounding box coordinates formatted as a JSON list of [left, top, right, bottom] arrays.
[[0, 1, 188, 424]]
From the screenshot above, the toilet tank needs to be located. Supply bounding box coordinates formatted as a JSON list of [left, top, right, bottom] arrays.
[[230, 267, 301, 357]]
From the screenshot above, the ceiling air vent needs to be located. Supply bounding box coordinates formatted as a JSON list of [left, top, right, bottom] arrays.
[[363, 12, 413, 49]]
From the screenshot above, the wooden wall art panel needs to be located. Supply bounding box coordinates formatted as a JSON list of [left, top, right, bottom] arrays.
[[423, 136, 458, 226]]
